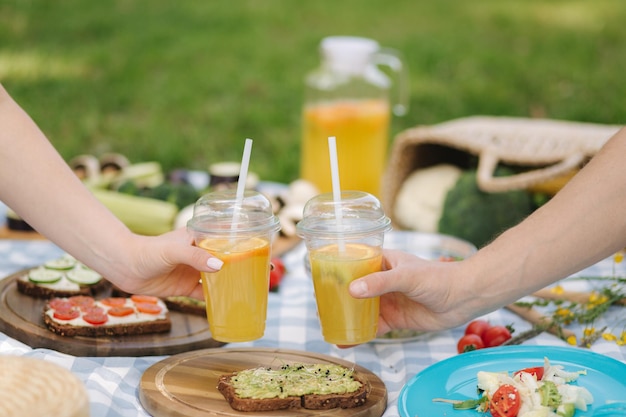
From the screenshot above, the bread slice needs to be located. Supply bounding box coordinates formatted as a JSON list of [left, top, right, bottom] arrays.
[[43, 296, 171, 337], [16, 255, 109, 299], [17, 274, 109, 299], [114, 288, 206, 317], [218, 374, 302, 412], [164, 296, 206, 316], [217, 364, 370, 411]]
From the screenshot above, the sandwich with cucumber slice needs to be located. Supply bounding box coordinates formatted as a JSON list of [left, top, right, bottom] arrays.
[[16, 254, 109, 299]]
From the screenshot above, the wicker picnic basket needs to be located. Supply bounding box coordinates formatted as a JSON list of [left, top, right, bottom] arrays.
[[382, 116, 622, 224]]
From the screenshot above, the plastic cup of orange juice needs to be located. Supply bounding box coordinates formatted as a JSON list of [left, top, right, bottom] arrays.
[[296, 191, 391, 345], [187, 190, 280, 343]]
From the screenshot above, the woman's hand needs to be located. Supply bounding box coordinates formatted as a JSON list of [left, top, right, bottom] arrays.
[[349, 249, 475, 335], [105, 227, 223, 300]]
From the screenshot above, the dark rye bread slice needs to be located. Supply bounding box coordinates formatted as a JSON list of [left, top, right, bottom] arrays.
[[164, 296, 206, 316], [217, 369, 370, 411], [17, 275, 110, 299]]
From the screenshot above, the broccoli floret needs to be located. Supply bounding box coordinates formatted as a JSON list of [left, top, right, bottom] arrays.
[[438, 169, 534, 248], [140, 182, 199, 209]]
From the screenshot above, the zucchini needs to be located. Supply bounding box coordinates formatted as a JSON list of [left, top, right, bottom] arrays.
[[89, 187, 178, 236]]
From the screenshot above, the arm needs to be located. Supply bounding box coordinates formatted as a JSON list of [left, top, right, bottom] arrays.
[[350, 126, 626, 333], [0, 83, 221, 298]]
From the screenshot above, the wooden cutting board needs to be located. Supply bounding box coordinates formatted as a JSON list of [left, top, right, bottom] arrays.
[[0, 271, 225, 356], [139, 347, 387, 417]]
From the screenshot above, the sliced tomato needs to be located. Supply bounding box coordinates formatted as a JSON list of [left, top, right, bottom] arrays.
[[68, 295, 95, 309], [83, 311, 109, 325], [53, 308, 80, 321], [464, 319, 491, 339], [49, 298, 73, 311], [489, 384, 521, 417], [457, 334, 485, 353], [514, 366, 544, 380], [100, 297, 127, 307], [482, 325, 512, 347], [108, 306, 135, 317], [83, 306, 106, 315], [131, 294, 160, 304], [135, 302, 162, 315]]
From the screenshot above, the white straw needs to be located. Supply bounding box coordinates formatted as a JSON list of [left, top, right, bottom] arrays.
[[232, 138, 253, 231], [328, 136, 345, 251]]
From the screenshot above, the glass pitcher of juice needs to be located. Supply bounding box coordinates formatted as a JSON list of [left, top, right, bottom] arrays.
[[300, 36, 408, 198]]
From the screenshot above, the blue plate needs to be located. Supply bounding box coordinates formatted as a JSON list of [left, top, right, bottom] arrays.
[[398, 345, 626, 417]]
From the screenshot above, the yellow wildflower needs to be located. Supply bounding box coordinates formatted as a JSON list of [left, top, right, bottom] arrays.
[[566, 335, 577, 345], [583, 327, 595, 337], [551, 285, 564, 295], [614, 251, 624, 263], [587, 292, 608, 305], [555, 307, 574, 324], [603, 332, 618, 341]]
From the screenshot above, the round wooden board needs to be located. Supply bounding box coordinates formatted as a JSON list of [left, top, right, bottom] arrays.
[[139, 347, 387, 417], [0, 271, 225, 356]]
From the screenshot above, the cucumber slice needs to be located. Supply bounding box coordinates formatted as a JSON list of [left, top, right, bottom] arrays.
[[44, 256, 77, 271], [66, 268, 102, 285], [28, 268, 63, 284]]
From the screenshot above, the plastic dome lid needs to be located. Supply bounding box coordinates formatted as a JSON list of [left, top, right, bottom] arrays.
[[296, 191, 391, 238]]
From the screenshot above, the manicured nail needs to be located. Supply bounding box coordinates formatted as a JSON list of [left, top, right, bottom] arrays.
[[207, 257, 224, 270], [350, 280, 368, 296]]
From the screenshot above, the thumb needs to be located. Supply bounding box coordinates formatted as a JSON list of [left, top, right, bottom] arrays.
[[163, 228, 224, 272], [349, 249, 425, 298]]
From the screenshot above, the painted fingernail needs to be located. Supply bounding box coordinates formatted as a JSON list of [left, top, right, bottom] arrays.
[[207, 257, 224, 270]]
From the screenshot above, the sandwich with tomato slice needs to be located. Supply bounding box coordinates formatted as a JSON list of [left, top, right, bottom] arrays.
[[43, 294, 171, 337]]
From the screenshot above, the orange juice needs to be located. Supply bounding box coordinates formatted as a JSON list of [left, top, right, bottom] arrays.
[[301, 99, 390, 198], [199, 236, 271, 343], [309, 242, 382, 344]]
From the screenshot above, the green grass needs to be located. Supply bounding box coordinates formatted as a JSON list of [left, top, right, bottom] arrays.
[[1, 0, 625, 184]]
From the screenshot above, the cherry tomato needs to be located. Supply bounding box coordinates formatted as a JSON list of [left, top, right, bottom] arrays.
[[489, 384, 521, 417], [83, 306, 106, 315], [269, 258, 285, 291], [83, 311, 109, 325], [135, 302, 163, 315], [49, 298, 73, 311], [108, 306, 135, 317], [272, 257, 286, 274], [53, 308, 80, 321], [100, 297, 127, 307], [131, 294, 159, 304], [482, 325, 512, 347], [514, 366, 544, 380], [457, 334, 485, 353], [68, 295, 95, 309], [464, 319, 491, 339]]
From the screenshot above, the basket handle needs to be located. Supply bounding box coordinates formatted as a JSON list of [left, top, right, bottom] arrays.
[[476, 150, 585, 192]]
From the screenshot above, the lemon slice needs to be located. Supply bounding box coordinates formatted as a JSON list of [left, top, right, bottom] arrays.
[[44, 256, 77, 271], [66, 268, 102, 285], [28, 268, 63, 284]]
